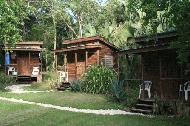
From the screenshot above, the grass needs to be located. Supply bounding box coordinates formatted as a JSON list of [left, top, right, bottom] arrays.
[[0, 72, 189, 126], [24, 82, 51, 91], [0, 101, 190, 126], [24, 72, 58, 91], [0, 91, 124, 110]]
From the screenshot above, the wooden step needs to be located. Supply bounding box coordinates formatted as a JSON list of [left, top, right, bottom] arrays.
[[135, 104, 153, 110], [138, 99, 155, 102], [136, 104, 153, 108], [131, 108, 152, 114], [138, 99, 155, 105]]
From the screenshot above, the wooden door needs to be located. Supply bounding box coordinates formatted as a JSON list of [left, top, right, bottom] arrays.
[[76, 52, 86, 79], [17, 54, 30, 76], [76, 62, 85, 79]]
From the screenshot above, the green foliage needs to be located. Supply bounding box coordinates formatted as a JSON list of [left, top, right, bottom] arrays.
[[127, 0, 190, 65], [0, 72, 16, 91], [124, 80, 139, 107], [0, 0, 30, 45], [42, 72, 59, 89], [81, 65, 117, 94], [119, 55, 141, 80], [111, 80, 127, 103], [70, 80, 83, 92], [153, 99, 190, 116]]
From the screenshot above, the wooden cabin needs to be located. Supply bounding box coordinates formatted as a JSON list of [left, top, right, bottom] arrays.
[[2, 42, 43, 82], [55, 35, 120, 82], [120, 31, 189, 100]]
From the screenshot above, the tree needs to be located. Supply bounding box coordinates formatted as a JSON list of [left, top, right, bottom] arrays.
[[126, 0, 190, 65], [0, 0, 29, 46]]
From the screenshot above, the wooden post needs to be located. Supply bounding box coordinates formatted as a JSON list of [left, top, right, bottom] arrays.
[[40, 51, 42, 74], [180, 62, 183, 99], [75, 52, 77, 79], [29, 52, 31, 65], [141, 54, 145, 99], [97, 49, 100, 65], [117, 53, 120, 79], [29, 52, 31, 73], [85, 50, 88, 71], [64, 53, 67, 72], [159, 55, 163, 99], [141, 55, 143, 81], [45, 51, 48, 71], [55, 55, 58, 71]]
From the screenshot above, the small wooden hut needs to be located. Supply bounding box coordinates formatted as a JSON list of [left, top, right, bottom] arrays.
[[55, 35, 120, 82], [2, 42, 43, 82], [120, 31, 189, 100]]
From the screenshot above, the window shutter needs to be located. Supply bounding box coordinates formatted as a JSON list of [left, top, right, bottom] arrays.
[[102, 55, 113, 68]]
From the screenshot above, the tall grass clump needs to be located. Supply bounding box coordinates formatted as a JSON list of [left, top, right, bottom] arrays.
[[30, 72, 59, 90], [81, 65, 117, 94], [0, 72, 16, 91]]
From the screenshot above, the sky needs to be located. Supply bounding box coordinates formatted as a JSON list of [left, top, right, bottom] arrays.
[[97, 0, 107, 5]]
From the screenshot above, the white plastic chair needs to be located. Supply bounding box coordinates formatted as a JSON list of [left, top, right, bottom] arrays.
[[8, 67, 15, 75], [139, 81, 152, 99], [184, 81, 190, 101], [58, 71, 68, 82], [32, 67, 39, 76]]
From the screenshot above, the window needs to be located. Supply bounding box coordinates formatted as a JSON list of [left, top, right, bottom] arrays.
[[10, 52, 17, 64], [67, 53, 75, 63], [77, 52, 85, 62], [101, 55, 113, 68]]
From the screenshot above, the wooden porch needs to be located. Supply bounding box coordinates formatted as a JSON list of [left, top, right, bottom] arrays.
[[56, 47, 100, 81], [4, 41, 43, 82]]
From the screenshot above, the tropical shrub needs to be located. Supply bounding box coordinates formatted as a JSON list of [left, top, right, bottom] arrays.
[[41, 72, 59, 89], [153, 98, 190, 116], [125, 80, 139, 107], [0, 72, 16, 91], [111, 80, 128, 103], [70, 80, 83, 92], [81, 65, 117, 94]]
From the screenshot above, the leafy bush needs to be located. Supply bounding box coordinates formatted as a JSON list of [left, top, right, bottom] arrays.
[[37, 72, 59, 89], [125, 80, 139, 107], [48, 78, 59, 89], [70, 80, 83, 92], [153, 99, 190, 116], [81, 65, 117, 94], [111, 80, 128, 103], [0, 72, 16, 91]]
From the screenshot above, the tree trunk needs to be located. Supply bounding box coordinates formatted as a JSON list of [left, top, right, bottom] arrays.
[[78, 14, 83, 38], [52, 14, 57, 70]]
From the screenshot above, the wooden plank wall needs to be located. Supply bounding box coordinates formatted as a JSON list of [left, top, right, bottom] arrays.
[[9, 51, 41, 76], [65, 41, 118, 82], [100, 44, 118, 71], [67, 50, 98, 81], [87, 50, 98, 66], [142, 52, 160, 98], [67, 52, 76, 81], [142, 50, 184, 99]]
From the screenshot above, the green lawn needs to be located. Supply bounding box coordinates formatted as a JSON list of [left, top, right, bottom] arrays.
[[0, 84, 190, 126], [0, 101, 189, 126], [0, 91, 124, 109]]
